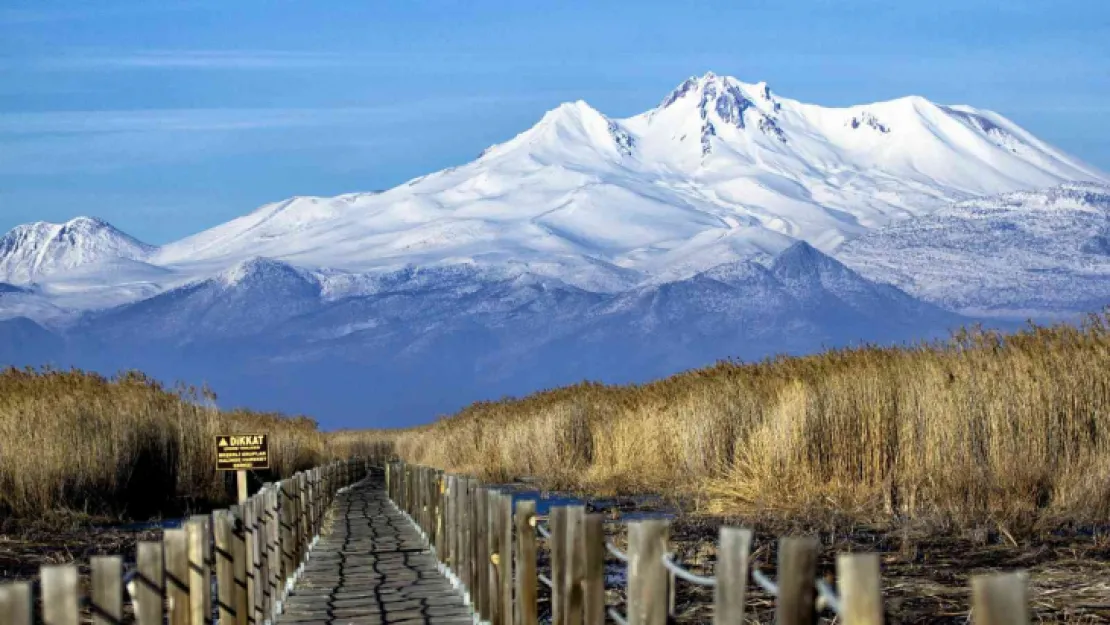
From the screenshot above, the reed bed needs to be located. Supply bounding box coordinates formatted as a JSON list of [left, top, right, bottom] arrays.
[[386, 313, 1110, 527]]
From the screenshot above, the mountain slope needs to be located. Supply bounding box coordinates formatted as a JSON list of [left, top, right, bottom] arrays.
[[0, 217, 155, 285], [838, 182, 1110, 317]]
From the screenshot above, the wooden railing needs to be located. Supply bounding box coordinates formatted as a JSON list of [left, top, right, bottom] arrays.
[[0, 458, 369, 625], [387, 460, 1033, 625]]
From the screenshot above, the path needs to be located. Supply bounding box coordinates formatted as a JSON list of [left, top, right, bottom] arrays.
[[276, 475, 472, 625]]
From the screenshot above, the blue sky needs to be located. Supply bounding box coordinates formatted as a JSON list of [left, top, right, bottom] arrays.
[[1, 0, 1107, 244]]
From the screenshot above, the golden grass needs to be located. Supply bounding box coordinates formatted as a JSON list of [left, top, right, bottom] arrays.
[[0, 367, 392, 521], [380, 313, 1110, 527]]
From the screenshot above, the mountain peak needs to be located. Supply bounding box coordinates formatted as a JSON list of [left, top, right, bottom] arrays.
[[0, 216, 153, 285]]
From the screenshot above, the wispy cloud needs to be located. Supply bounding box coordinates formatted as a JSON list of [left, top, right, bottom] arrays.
[[0, 94, 543, 136], [16, 49, 379, 71]]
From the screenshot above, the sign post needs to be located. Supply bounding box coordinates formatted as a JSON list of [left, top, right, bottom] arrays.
[[216, 434, 270, 502]]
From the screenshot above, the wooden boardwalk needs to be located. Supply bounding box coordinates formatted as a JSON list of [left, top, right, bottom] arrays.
[[277, 476, 473, 625]]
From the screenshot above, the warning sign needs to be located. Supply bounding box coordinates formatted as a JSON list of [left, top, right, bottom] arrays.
[[216, 434, 269, 471]]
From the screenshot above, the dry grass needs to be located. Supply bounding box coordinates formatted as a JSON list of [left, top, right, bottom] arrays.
[[0, 367, 390, 522], [384, 313, 1110, 528]]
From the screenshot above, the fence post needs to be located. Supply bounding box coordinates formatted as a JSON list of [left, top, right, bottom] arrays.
[[231, 506, 250, 625], [41, 565, 78, 625], [713, 528, 751, 625], [280, 481, 295, 584], [583, 515, 605, 625], [515, 499, 538, 625], [268, 488, 281, 621], [626, 520, 668, 625], [134, 541, 165, 625], [776, 537, 818, 625], [500, 493, 514, 625], [564, 506, 586, 625], [837, 553, 883, 625], [0, 582, 32, 625], [446, 475, 458, 572], [164, 528, 191, 625], [477, 487, 492, 623], [488, 491, 503, 625], [90, 556, 123, 625], [187, 516, 213, 625], [248, 497, 263, 625], [971, 572, 1029, 625], [460, 477, 474, 601], [215, 511, 237, 625], [550, 506, 568, 625]]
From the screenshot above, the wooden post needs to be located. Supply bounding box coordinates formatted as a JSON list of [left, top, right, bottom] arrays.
[[134, 541, 165, 625], [500, 492, 514, 625], [550, 506, 568, 625], [268, 488, 281, 620], [713, 528, 752, 625], [626, 520, 668, 625], [446, 475, 458, 571], [164, 528, 192, 625], [488, 491, 503, 625], [460, 478, 473, 598], [187, 516, 212, 625], [564, 506, 586, 625], [90, 556, 123, 625], [248, 497, 263, 625], [971, 572, 1029, 625], [515, 500, 539, 625], [41, 565, 78, 625], [231, 506, 250, 625], [583, 515, 605, 625], [837, 553, 883, 625], [237, 471, 248, 503], [280, 481, 295, 582], [0, 582, 32, 625], [775, 537, 818, 625], [215, 511, 237, 625]]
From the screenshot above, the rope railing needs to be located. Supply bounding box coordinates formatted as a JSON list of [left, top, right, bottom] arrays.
[[387, 460, 1036, 625]]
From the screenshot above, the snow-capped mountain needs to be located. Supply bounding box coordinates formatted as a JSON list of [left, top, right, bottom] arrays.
[[142, 72, 1104, 293], [839, 182, 1110, 318], [0, 71, 1106, 425], [0, 217, 155, 285]]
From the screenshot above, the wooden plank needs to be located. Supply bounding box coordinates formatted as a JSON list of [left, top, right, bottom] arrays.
[[837, 553, 884, 625], [775, 537, 818, 625], [446, 475, 457, 571], [187, 516, 212, 625], [460, 477, 473, 599], [0, 582, 32, 625], [41, 565, 79, 625], [133, 541, 165, 625], [583, 515, 605, 625], [626, 520, 668, 625], [90, 556, 122, 625], [164, 528, 191, 625], [515, 499, 539, 625], [713, 527, 752, 625], [248, 497, 264, 625], [564, 506, 586, 625], [971, 572, 1029, 625], [550, 506, 568, 625]]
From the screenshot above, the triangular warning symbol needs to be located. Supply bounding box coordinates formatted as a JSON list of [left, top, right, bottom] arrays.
[[219, 437, 229, 447]]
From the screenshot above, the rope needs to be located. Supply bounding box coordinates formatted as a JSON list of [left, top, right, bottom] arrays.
[[661, 553, 716, 587], [607, 608, 628, 625], [536, 523, 552, 539], [605, 541, 629, 563], [538, 574, 553, 588], [751, 568, 779, 596], [816, 578, 842, 615]]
